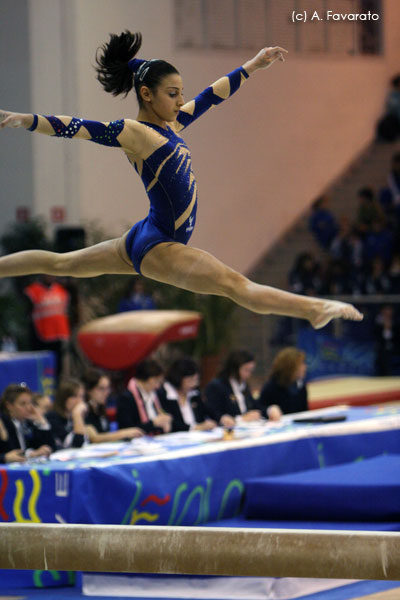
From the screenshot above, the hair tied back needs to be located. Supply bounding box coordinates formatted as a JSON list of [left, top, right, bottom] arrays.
[[128, 58, 147, 73]]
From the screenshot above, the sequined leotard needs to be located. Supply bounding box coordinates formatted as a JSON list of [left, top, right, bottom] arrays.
[[126, 66, 249, 272], [125, 121, 198, 273], [34, 66, 249, 273]]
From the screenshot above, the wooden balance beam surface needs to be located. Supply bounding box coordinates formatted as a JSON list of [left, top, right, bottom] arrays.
[[0, 524, 399, 580]]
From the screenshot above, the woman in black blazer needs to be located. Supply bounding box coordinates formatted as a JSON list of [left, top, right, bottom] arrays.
[[259, 347, 308, 418], [116, 360, 172, 435], [46, 378, 87, 449], [157, 358, 216, 432], [84, 369, 144, 442], [204, 350, 261, 427], [0, 384, 54, 457], [0, 416, 26, 463]]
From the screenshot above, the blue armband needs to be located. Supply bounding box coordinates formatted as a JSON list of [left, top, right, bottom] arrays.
[[83, 119, 124, 147], [44, 116, 124, 147], [45, 115, 83, 137], [28, 114, 38, 131], [177, 66, 249, 130]]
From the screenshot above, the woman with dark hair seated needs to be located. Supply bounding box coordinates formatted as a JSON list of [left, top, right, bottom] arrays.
[[46, 378, 88, 449], [204, 350, 261, 427], [116, 360, 172, 435], [0, 384, 54, 458], [0, 416, 26, 463], [157, 358, 216, 432], [258, 347, 308, 418], [83, 369, 144, 442]]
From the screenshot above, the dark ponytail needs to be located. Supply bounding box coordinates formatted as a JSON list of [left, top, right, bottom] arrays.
[[95, 30, 179, 106], [95, 30, 142, 97]]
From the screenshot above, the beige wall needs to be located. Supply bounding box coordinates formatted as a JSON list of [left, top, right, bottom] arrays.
[[25, 0, 400, 272], [1, 1, 33, 231]]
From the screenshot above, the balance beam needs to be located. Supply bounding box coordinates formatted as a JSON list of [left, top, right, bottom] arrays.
[[0, 524, 399, 580]]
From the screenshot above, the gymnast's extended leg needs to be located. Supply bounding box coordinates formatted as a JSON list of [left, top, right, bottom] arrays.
[[0, 233, 137, 278], [140, 242, 363, 329]]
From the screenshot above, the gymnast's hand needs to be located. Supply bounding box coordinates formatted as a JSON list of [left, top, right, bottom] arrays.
[[243, 47, 288, 75], [0, 110, 31, 129]]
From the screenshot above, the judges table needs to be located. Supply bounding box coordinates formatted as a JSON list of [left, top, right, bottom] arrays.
[[1, 405, 399, 528]]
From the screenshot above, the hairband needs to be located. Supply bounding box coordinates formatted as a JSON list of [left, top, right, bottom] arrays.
[[128, 58, 159, 82], [128, 58, 146, 72]]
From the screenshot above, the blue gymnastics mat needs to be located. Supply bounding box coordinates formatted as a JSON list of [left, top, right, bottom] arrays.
[[243, 453, 400, 521]]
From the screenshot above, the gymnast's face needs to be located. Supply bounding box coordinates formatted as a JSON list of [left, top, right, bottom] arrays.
[[142, 74, 185, 123]]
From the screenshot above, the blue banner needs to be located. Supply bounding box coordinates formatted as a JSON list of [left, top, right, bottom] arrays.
[[297, 328, 375, 379], [1, 408, 399, 589], [0, 351, 55, 396]]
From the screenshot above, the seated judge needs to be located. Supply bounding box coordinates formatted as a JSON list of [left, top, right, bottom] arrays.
[[0, 426, 25, 463], [258, 347, 308, 418], [46, 378, 87, 449], [32, 392, 53, 417], [0, 384, 54, 458], [157, 358, 216, 432], [204, 350, 261, 427], [116, 360, 172, 435], [83, 369, 144, 442]]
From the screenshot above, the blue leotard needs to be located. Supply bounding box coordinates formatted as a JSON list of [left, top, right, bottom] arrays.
[[126, 66, 249, 273], [125, 121, 198, 273], [34, 66, 249, 273]]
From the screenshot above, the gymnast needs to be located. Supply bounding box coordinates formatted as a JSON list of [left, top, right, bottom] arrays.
[[0, 30, 362, 329]]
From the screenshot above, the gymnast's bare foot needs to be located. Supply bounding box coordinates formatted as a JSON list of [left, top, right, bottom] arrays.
[[309, 300, 363, 330]]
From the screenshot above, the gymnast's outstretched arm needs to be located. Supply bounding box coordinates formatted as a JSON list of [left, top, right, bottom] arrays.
[[0, 110, 146, 156], [175, 46, 287, 132]]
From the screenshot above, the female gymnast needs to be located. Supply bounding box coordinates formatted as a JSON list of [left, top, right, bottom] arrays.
[[0, 31, 362, 329]]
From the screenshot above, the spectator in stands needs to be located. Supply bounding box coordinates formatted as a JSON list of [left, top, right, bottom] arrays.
[[259, 348, 308, 417], [330, 218, 363, 269], [374, 305, 400, 375], [46, 378, 87, 449], [379, 152, 400, 227], [329, 222, 364, 293], [0, 417, 25, 463], [355, 187, 385, 236], [116, 360, 172, 435], [388, 252, 400, 294], [289, 252, 322, 296], [204, 350, 261, 426], [158, 358, 216, 432], [363, 219, 394, 266], [117, 278, 156, 312], [308, 195, 338, 250], [363, 257, 392, 295], [83, 369, 144, 442], [322, 258, 353, 295], [32, 392, 53, 417], [377, 75, 400, 142], [0, 384, 54, 457], [23, 275, 71, 379]]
